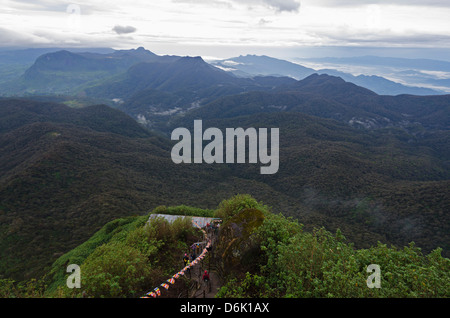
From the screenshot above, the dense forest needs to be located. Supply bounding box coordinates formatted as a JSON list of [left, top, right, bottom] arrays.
[[1, 195, 448, 298], [0, 97, 448, 286]]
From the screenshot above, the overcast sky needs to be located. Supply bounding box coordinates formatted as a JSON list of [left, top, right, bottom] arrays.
[[1, 0, 450, 59]]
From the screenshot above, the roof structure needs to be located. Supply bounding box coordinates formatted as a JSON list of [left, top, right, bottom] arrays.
[[148, 214, 216, 228]]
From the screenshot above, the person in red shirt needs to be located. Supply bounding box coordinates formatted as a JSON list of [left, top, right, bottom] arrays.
[[202, 270, 210, 282]]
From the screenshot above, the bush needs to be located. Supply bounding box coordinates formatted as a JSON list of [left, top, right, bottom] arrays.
[[43, 213, 203, 298], [214, 194, 269, 223], [217, 204, 450, 298]]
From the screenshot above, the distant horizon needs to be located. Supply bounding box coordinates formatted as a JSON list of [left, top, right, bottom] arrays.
[[1, 1, 450, 61], [2, 43, 450, 93], [1, 44, 450, 63]]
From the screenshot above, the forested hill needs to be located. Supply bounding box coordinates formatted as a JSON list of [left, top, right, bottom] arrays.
[[2, 195, 448, 298], [0, 98, 448, 284], [0, 99, 152, 137], [167, 73, 450, 133]]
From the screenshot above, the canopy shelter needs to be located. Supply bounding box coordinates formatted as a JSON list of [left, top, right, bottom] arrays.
[[148, 214, 217, 229]]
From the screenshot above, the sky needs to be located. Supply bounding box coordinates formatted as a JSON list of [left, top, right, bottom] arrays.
[[1, 0, 450, 59]]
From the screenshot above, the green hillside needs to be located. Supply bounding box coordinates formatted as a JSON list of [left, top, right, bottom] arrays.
[[0, 48, 164, 96], [1, 195, 448, 298], [0, 98, 448, 284]]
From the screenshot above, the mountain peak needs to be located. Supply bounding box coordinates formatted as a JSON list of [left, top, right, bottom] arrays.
[[112, 47, 157, 58], [302, 73, 346, 85], [174, 56, 213, 69], [28, 50, 89, 73], [290, 73, 378, 96], [178, 56, 206, 63], [39, 50, 82, 60]]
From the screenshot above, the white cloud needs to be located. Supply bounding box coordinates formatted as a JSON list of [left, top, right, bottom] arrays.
[[0, 0, 449, 53], [0, 27, 42, 46], [307, 0, 450, 7], [237, 0, 301, 12], [172, 0, 300, 12], [263, 0, 301, 12]]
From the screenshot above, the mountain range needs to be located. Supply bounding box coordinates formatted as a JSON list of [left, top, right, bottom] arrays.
[[159, 73, 449, 136], [0, 47, 445, 98], [295, 55, 450, 95], [0, 47, 448, 283], [211, 54, 442, 95]]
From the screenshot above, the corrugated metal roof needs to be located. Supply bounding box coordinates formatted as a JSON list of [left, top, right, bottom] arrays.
[[148, 214, 215, 228]]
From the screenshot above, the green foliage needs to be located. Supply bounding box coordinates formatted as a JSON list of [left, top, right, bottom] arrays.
[[0, 277, 47, 298], [0, 278, 19, 298], [80, 241, 151, 298], [2, 194, 449, 298], [353, 243, 450, 297], [254, 213, 304, 292], [44, 211, 201, 298], [216, 208, 265, 274], [216, 272, 266, 298], [212, 194, 270, 277], [217, 209, 450, 298], [45, 215, 148, 293], [1, 97, 448, 284], [214, 194, 269, 223]]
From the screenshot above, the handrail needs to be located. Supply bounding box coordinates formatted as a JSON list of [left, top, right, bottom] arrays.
[[140, 219, 212, 298]]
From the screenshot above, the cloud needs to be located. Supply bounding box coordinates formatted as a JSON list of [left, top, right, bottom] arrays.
[[0, 26, 136, 49], [172, 0, 300, 12], [307, 0, 450, 7], [1, 0, 449, 51], [258, 18, 272, 25], [112, 25, 137, 35], [236, 0, 301, 12], [308, 26, 450, 48], [172, 0, 232, 8], [0, 27, 40, 46], [260, 0, 301, 12]]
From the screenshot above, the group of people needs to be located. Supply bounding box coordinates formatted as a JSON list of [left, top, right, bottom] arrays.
[[180, 219, 220, 289], [205, 221, 220, 235], [182, 253, 210, 285]]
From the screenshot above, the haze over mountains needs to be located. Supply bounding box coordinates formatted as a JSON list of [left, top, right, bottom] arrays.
[[1, 47, 448, 98], [295, 55, 450, 95], [212, 54, 444, 95], [2, 46, 448, 130], [0, 46, 448, 283]]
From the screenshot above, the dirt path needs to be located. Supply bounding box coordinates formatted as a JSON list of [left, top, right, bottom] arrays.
[[141, 226, 222, 299], [188, 232, 221, 298], [188, 262, 220, 298], [204, 270, 220, 298]]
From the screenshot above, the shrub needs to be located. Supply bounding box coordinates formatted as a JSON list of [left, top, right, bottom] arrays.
[[81, 241, 152, 298], [214, 194, 269, 223]]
